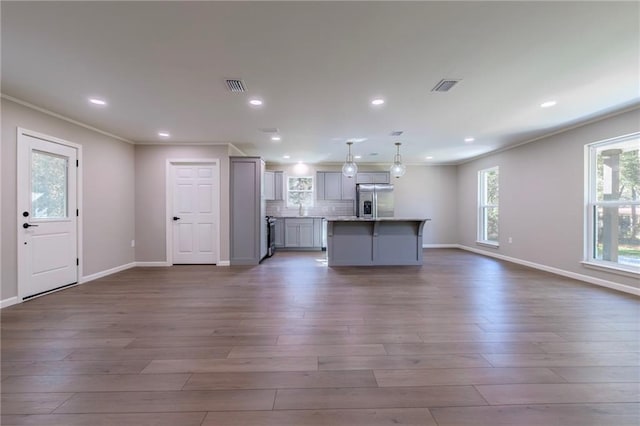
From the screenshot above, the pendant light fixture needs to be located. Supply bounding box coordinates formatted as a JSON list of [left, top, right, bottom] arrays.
[[342, 141, 358, 178], [390, 142, 406, 178]]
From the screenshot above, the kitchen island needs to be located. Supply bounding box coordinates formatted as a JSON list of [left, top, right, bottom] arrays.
[[326, 218, 430, 266]]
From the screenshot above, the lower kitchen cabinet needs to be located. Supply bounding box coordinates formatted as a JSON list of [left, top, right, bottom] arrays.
[[282, 218, 323, 249], [274, 218, 285, 248]]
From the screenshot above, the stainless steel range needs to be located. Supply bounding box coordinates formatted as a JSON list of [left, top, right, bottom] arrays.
[[265, 216, 277, 257]]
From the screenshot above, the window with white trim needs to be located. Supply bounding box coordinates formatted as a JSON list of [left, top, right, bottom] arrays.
[[586, 133, 639, 273], [286, 176, 314, 208], [478, 167, 499, 244]]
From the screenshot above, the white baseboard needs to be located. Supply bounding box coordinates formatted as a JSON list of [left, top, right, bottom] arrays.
[[458, 244, 640, 296], [135, 261, 171, 267], [423, 244, 459, 248], [1, 296, 18, 309], [81, 262, 137, 284], [136, 261, 228, 267]]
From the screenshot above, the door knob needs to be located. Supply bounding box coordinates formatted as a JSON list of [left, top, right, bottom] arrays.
[[172, 216, 181, 221], [23, 223, 39, 228]]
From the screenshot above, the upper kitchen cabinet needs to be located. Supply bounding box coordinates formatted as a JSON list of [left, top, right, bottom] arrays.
[[264, 170, 284, 201], [356, 172, 390, 184], [317, 171, 355, 200]]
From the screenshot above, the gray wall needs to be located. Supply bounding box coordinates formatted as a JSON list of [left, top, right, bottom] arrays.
[[457, 108, 640, 290], [134, 144, 231, 263], [1, 98, 135, 300], [394, 165, 458, 245]]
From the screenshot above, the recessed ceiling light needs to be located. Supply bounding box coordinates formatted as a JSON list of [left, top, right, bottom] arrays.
[[158, 131, 170, 138], [88, 97, 107, 106], [249, 99, 263, 106], [464, 137, 475, 143], [354, 155, 362, 159], [283, 155, 290, 159], [271, 136, 281, 141], [540, 100, 557, 108], [426, 156, 434, 160], [371, 98, 385, 106], [294, 162, 309, 174]]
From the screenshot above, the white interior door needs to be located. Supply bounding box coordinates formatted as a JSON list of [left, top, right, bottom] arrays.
[[171, 163, 218, 264], [18, 131, 78, 299]]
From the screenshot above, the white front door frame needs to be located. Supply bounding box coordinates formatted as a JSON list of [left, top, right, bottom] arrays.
[[165, 159, 220, 265], [16, 127, 83, 301]]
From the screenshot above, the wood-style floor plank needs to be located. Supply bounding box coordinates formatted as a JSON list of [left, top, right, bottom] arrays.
[[430, 403, 640, 426], [65, 346, 231, 361], [276, 333, 423, 345], [183, 370, 377, 390], [54, 390, 276, 413], [201, 408, 437, 425], [319, 354, 491, 370], [475, 383, 640, 404], [550, 366, 640, 382], [0, 413, 207, 426], [1, 393, 73, 415], [483, 352, 640, 367], [274, 386, 487, 409], [1, 360, 150, 376], [1, 249, 638, 424], [141, 357, 318, 374], [374, 367, 565, 387], [1, 373, 190, 393], [383, 341, 544, 355], [228, 344, 386, 358]]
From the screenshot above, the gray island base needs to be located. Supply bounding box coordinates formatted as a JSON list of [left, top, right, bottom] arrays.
[[326, 218, 430, 266]]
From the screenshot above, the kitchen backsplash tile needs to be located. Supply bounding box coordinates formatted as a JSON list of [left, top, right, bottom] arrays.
[[266, 200, 355, 217]]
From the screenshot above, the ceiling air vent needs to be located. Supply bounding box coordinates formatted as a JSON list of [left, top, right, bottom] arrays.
[[431, 79, 461, 92], [225, 79, 247, 92], [390, 131, 403, 136]]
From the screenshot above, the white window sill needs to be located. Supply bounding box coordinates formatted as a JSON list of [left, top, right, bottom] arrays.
[[476, 240, 499, 248], [581, 261, 640, 278]]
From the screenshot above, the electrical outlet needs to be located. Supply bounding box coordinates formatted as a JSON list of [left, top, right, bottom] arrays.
[[508, 237, 513, 244], [131, 240, 135, 248]]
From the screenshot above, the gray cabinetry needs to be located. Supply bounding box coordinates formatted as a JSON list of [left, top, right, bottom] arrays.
[[230, 156, 264, 265], [317, 171, 356, 200], [283, 218, 323, 249], [274, 218, 285, 248], [341, 175, 356, 200], [264, 171, 284, 200], [356, 172, 390, 184]]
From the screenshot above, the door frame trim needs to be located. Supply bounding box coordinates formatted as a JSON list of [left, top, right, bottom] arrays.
[[16, 127, 83, 301], [165, 159, 220, 265]]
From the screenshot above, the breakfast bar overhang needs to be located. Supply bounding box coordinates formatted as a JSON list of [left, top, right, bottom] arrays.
[[326, 218, 430, 266]]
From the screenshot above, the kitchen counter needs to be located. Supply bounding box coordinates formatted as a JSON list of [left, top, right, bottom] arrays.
[[272, 215, 326, 219], [326, 218, 430, 266]]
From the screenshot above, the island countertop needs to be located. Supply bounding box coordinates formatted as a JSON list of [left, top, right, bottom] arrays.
[[326, 217, 431, 222], [326, 218, 430, 266]]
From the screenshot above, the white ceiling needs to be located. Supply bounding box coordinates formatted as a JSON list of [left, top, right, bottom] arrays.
[[2, 1, 639, 165]]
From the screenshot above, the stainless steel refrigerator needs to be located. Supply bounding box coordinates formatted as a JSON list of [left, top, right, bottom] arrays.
[[356, 184, 394, 218]]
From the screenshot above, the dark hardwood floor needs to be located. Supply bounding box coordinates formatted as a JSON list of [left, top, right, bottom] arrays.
[[1, 249, 639, 425]]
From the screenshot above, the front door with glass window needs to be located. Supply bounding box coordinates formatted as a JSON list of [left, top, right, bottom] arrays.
[[18, 131, 78, 299]]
